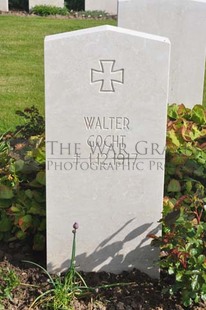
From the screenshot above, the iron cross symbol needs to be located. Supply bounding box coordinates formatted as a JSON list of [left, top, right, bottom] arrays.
[[91, 60, 124, 92]]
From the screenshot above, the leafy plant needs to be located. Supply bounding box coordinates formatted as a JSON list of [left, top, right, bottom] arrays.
[[31, 5, 68, 16], [149, 104, 206, 307], [0, 107, 46, 250], [160, 195, 206, 306], [0, 267, 20, 302], [15, 106, 45, 138]]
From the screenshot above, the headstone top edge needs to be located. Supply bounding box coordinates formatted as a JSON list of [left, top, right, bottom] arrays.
[[118, 0, 206, 5], [192, 0, 206, 3], [118, 0, 130, 3], [45, 25, 171, 44]]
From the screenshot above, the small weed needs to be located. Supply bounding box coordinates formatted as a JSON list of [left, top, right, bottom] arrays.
[[24, 222, 132, 309], [24, 222, 89, 309], [0, 267, 20, 302]]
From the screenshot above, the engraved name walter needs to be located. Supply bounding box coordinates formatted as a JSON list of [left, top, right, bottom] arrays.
[[91, 60, 124, 93]]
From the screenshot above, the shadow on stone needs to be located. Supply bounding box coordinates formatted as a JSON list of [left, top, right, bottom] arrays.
[[52, 220, 161, 278]]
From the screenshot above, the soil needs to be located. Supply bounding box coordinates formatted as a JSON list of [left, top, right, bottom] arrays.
[[0, 242, 206, 310]]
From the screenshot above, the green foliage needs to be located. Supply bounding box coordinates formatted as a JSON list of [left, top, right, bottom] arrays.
[[0, 107, 45, 251], [160, 195, 206, 306], [15, 106, 45, 138], [65, 0, 84, 11], [0, 267, 20, 303], [0, 16, 116, 133], [31, 5, 68, 16], [150, 104, 206, 307], [1, 104, 206, 307]]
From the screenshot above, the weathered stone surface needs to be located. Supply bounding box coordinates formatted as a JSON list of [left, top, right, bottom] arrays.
[[85, 0, 117, 14], [45, 25, 170, 278], [118, 0, 206, 107], [0, 0, 8, 11], [29, 0, 64, 10]]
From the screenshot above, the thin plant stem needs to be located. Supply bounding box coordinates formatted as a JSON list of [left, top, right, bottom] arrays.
[[70, 229, 76, 270]]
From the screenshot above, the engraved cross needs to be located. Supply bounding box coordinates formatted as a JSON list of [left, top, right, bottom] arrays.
[[91, 60, 124, 92]]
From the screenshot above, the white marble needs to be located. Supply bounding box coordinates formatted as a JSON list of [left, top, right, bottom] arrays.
[[85, 0, 117, 14], [45, 25, 170, 278], [29, 0, 64, 9], [118, 0, 206, 108], [0, 0, 8, 11]]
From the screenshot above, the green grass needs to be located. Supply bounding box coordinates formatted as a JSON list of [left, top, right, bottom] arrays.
[[0, 16, 205, 133], [0, 16, 116, 133]]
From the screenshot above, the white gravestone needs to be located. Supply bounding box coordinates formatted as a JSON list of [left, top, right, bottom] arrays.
[[118, 0, 206, 108], [29, 0, 64, 10], [45, 25, 170, 278], [0, 0, 8, 11], [85, 0, 117, 15]]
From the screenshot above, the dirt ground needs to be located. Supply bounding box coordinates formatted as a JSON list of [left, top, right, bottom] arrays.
[[0, 242, 206, 310]]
